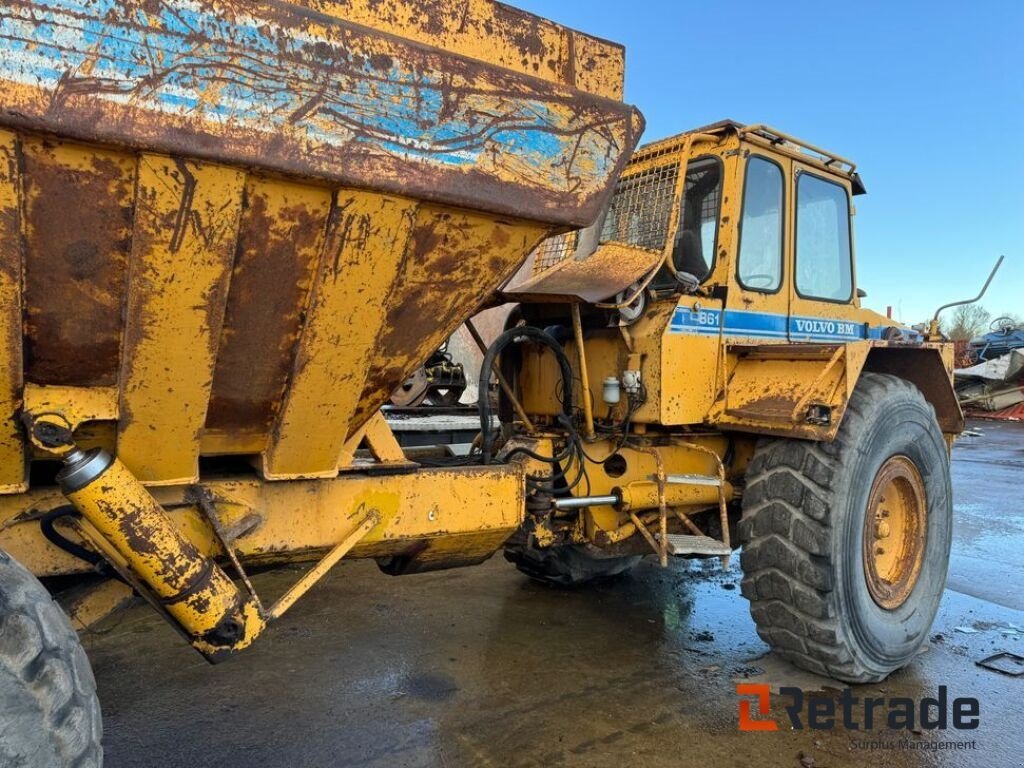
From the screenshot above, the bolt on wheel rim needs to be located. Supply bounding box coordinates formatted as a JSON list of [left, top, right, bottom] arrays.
[[863, 455, 927, 610]]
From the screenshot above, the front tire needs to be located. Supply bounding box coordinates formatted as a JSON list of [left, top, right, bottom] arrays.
[[739, 373, 953, 683], [0, 549, 102, 767]]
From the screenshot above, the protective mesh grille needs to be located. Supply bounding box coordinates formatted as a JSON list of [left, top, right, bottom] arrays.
[[599, 162, 679, 250], [530, 230, 579, 274]]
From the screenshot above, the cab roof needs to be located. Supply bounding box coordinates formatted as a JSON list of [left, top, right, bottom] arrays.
[[631, 120, 867, 195]]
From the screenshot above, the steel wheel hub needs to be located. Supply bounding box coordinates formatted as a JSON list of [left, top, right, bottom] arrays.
[[863, 455, 927, 610]]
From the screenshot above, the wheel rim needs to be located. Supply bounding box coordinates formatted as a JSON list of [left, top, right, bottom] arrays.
[[863, 455, 927, 610], [390, 368, 429, 407]]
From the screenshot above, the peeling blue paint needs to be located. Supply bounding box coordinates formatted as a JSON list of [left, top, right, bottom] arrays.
[[0, 0, 618, 190]]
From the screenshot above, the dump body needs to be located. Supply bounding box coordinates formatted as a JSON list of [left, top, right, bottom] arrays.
[[0, 0, 643, 490]]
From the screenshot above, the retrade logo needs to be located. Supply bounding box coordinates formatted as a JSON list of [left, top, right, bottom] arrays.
[[736, 684, 980, 732], [737, 683, 777, 731]]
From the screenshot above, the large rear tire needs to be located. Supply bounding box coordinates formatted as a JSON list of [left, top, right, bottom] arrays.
[[739, 373, 953, 683], [504, 529, 642, 587], [0, 549, 102, 767]]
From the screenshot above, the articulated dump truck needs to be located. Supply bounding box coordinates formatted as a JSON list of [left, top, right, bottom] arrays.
[[0, 1, 963, 765]]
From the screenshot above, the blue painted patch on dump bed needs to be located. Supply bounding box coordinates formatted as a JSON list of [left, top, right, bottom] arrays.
[[0, 0, 616, 190]]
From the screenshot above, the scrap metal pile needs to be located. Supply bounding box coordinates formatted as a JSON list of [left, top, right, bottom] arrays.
[[955, 347, 1024, 421], [968, 317, 1024, 363]]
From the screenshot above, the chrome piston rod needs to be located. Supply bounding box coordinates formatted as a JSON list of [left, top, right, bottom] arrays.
[[553, 494, 619, 510]]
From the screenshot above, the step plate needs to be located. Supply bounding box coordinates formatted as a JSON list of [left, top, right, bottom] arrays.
[[657, 534, 732, 557]]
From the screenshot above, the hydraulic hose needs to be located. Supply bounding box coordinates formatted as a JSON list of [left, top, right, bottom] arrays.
[[479, 326, 574, 463]]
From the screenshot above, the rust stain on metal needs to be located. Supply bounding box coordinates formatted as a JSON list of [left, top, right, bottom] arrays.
[[206, 178, 332, 435], [351, 207, 546, 429], [21, 138, 134, 386], [0, 0, 641, 484], [0, 130, 25, 491], [0, 0, 642, 228], [862, 455, 927, 610], [725, 393, 802, 421], [117, 154, 244, 483], [504, 241, 661, 303], [262, 190, 418, 478]]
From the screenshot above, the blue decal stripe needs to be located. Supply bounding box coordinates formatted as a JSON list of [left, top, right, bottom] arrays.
[[670, 308, 887, 342]]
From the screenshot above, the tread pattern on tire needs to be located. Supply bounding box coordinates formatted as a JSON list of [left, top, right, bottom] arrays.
[[738, 373, 935, 683], [0, 550, 102, 767]]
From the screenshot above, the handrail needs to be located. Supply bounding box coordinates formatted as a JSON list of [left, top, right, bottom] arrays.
[[741, 124, 856, 173], [928, 255, 1005, 339]]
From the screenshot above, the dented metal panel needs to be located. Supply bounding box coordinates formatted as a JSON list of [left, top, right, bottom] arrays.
[[503, 242, 663, 303], [0, 0, 641, 227]]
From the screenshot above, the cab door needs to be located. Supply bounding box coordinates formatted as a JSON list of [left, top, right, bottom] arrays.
[[787, 162, 865, 342], [728, 152, 790, 343]]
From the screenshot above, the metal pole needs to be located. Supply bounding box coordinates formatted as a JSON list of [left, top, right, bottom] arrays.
[[571, 303, 596, 440]]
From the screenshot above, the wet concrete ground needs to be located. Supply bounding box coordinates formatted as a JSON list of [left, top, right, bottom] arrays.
[[84, 420, 1024, 768]]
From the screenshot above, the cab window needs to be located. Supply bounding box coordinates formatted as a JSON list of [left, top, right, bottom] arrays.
[[737, 157, 783, 292], [667, 156, 722, 283], [795, 172, 853, 301]]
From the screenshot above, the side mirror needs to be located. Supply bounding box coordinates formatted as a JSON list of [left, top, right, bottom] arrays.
[[856, 288, 868, 299]]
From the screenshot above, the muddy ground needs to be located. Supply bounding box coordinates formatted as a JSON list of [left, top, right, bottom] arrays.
[[84, 420, 1023, 767]]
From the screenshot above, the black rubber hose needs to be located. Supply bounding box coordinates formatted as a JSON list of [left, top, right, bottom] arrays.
[[40, 506, 126, 584], [39, 506, 103, 567], [479, 326, 574, 463]]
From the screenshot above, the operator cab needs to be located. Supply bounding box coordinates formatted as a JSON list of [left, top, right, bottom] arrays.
[[627, 121, 872, 340], [507, 121, 886, 343]]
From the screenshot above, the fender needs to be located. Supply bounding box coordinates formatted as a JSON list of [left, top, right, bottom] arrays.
[[710, 341, 962, 440]]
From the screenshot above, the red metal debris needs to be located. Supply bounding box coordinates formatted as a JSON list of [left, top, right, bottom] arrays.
[[965, 391, 1024, 422]]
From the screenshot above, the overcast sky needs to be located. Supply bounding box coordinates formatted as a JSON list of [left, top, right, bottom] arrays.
[[517, 0, 1023, 325]]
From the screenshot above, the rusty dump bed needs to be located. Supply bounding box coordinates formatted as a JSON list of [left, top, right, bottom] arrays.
[[0, 0, 643, 491]]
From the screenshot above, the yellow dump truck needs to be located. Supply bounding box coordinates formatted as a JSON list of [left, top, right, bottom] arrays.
[[0, 1, 962, 765]]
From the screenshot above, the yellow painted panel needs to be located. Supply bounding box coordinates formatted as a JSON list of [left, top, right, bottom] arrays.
[[352, 207, 547, 428], [711, 342, 871, 440], [298, 0, 625, 99], [263, 192, 418, 479], [0, 463, 527, 577], [211, 465, 523, 556], [118, 155, 245, 484], [660, 297, 725, 425], [22, 385, 118, 429], [570, 30, 625, 100], [0, 130, 24, 492], [721, 354, 844, 421]]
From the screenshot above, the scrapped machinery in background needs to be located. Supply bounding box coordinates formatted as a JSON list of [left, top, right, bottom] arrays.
[[969, 317, 1024, 363], [0, 2, 965, 765], [390, 343, 468, 407]]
